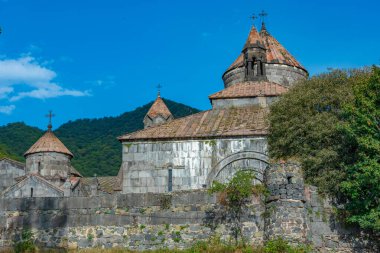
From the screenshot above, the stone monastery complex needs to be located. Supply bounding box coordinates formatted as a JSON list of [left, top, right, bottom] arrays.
[[0, 22, 308, 198], [0, 20, 377, 252]]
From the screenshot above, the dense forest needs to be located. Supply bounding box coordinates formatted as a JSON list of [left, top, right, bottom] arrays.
[[0, 98, 200, 176]]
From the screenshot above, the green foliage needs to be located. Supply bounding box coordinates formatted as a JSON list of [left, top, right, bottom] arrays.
[[208, 170, 266, 245], [338, 66, 380, 231], [263, 238, 312, 253], [87, 233, 94, 241], [0, 99, 199, 177], [269, 66, 380, 232], [268, 69, 365, 194], [208, 170, 256, 205], [71, 238, 311, 253], [13, 229, 36, 253]]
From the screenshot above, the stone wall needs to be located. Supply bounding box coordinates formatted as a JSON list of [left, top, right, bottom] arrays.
[[264, 162, 378, 252], [265, 162, 309, 243], [121, 138, 268, 193], [26, 152, 71, 182], [0, 191, 264, 250], [222, 64, 307, 88], [1, 175, 64, 198], [265, 64, 308, 87], [211, 97, 279, 109], [0, 159, 25, 192], [305, 186, 378, 252]]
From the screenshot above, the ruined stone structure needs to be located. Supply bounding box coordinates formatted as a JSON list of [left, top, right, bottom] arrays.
[[0, 21, 378, 252]]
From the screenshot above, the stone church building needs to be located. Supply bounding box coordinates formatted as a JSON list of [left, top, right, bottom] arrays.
[[0, 22, 307, 198], [117, 22, 307, 193], [1, 19, 377, 253]]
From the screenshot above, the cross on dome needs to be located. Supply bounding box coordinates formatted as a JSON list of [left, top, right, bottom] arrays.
[[45, 110, 55, 130], [156, 84, 162, 97]]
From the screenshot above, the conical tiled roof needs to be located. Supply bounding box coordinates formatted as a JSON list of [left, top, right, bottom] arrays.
[[24, 130, 73, 157], [260, 24, 306, 71], [225, 23, 306, 72], [146, 95, 173, 120], [243, 25, 265, 50]]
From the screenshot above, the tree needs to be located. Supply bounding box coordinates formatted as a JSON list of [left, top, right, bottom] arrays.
[[207, 170, 267, 245], [268, 66, 380, 232], [338, 67, 380, 231]]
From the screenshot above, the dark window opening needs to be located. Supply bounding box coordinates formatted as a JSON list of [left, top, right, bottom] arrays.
[[38, 162, 41, 173], [287, 176, 293, 184], [30, 188, 33, 198], [168, 169, 173, 192]]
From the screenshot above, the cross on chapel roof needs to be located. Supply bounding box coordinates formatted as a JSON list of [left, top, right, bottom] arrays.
[[45, 110, 55, 131]]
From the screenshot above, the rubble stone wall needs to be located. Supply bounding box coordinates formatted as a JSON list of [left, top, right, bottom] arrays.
[[0, 164, 378, 252], [0, 191, 265, 251]]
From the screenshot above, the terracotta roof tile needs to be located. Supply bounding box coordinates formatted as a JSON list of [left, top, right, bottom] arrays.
[[209, 81, 288, 99], [146, 96, 173, 119], [260, 27, 306, 71], [81, 176, 120, 194], [24, 131, 73, 157], [243, 25, 264, 49], [119, 106, 269, 141]]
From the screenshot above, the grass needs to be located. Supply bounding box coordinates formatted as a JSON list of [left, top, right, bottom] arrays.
[[3, 238, 312, 253]]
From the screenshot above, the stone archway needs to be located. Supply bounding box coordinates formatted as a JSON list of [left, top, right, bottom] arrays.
[[206, 151, 269, 185]]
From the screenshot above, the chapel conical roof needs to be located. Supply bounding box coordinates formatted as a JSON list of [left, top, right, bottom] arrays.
[[146, 94, 173, 120], [260, 23, 306, 71], [243, 25, 265, 50], [24, 130, 73, 157], [225, 23, 306, 72]]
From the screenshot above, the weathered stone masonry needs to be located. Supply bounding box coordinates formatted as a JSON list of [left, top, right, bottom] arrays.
[[121, 138, 268, 193], [1, 164, 377, 252]]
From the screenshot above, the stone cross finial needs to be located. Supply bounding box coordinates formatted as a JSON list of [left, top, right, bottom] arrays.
[[45, 110, 55, 130], [156, 84, 162, 97], [250, 14, 258, 22], [259, 10, 268, 23]]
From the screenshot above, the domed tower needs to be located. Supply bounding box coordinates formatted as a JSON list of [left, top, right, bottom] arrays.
[[24, 116, 75, 186], [222, 22, 308, 88], [143, 92, 174, 129]]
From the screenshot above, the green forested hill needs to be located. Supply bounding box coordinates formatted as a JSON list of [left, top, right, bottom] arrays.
[[0, 99, 200, 176]]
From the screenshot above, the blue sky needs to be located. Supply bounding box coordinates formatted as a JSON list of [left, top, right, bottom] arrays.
[[0, 0, 379, 129]]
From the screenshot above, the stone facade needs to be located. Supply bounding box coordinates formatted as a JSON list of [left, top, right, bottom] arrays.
[[121, 138, 268, 193], [1, 175, 64, 198], [211, 96, 279, 109], [222, 63, 308, 88], [0, 159, 25, 192], [25, 152, 71, 186]]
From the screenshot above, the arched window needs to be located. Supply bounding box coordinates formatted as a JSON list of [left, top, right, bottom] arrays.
[[30, 188, 34, 198]]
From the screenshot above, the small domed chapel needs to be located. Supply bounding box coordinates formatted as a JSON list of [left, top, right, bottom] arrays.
[[0, 21, 307, 198]]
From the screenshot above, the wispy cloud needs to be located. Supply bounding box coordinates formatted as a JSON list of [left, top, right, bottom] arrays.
[[0, 56, 90, 102], [0, 105, 15, 115]]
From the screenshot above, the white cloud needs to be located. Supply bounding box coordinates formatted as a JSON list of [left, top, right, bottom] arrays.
[[0, 105, 15, 115], [0, 56, 90, 101], [10, 86, 91, 101]]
